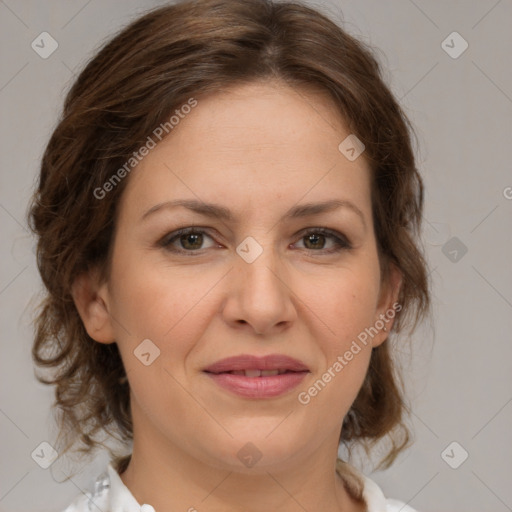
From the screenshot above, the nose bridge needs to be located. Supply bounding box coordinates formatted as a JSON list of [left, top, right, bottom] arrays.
[[236, 236, 284, 299], [226, 234, 295, 333]]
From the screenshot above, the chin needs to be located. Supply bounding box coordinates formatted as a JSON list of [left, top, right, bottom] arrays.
[[203, 430, 307, 473]]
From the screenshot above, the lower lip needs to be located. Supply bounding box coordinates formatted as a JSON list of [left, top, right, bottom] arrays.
[[204, 371, 308, 398]]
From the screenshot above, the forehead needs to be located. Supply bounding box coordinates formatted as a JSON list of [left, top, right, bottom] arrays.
[[119, 81, 372, 223]]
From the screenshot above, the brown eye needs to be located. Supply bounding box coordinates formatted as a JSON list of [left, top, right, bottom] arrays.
[[159, 226, 351, 256], [295, 228, 351, 253], [179, 232, 204, 250], [303, 232, 326, 250], [160, 228, 216, 253]]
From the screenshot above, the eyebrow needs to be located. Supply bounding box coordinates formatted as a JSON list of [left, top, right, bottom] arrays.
[[141, 198, 367, 230]]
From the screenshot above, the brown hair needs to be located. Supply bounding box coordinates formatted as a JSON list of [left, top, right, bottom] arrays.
[[27, 0, 431, 497]]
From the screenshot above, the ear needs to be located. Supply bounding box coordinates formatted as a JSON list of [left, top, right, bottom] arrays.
[[71, 268, 115, 344], [371, 262, 403, 348]]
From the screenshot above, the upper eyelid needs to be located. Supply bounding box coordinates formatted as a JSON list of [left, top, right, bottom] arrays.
[[163, 226, 345, 239]]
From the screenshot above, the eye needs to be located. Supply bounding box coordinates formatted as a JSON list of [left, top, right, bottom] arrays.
[[159, 227, 218, 254], [158, 226, 352, 256], [293, 228, 351, 253]]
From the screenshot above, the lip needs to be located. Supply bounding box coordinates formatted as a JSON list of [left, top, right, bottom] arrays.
[[203, 354, 309, 399], [203, 354, 309, 373]]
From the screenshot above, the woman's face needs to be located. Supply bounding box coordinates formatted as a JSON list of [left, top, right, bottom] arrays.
[[81, 81, 400, 472]]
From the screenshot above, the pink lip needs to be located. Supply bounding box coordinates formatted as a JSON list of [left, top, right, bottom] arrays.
[[203, 354, 309, 373], [202, 354, 310, 399], [205, 372, 308, 398]]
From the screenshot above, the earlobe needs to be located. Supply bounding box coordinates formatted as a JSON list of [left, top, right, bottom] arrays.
[[372, 263, 403, 348], [71, 269, 116, 344]]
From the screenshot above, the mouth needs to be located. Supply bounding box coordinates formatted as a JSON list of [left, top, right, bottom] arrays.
[[202, 354, 309, 398], [205, 368, 302, 377], [203, 353, 310, 374]]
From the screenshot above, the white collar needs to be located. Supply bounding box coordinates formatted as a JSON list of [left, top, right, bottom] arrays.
[[106, 463, 154, 512], [358, 470, 390, 510]]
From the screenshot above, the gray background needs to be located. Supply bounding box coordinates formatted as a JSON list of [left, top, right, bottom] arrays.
[[1, 1, 511, 511]]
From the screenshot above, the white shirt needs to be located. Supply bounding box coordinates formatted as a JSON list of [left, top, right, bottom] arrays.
[[63, 462, 418, 512]]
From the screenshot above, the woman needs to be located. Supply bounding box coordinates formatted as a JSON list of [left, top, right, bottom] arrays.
[[28, 0, 431, 510]]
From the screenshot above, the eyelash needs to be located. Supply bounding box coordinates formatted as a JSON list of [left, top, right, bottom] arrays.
[[158, 226, 352, 256]]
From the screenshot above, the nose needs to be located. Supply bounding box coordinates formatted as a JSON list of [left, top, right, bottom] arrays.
[[221, 242, 297, 336]]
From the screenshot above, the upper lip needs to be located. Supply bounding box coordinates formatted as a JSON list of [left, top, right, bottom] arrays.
[[203, 354, 310, 373]]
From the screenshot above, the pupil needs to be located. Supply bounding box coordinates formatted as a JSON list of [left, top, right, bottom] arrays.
[[306, 233, 324, 249], [182, 233, 202, 249]]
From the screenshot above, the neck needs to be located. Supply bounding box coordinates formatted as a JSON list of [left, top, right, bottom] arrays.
[[119, 426, 365, 512]]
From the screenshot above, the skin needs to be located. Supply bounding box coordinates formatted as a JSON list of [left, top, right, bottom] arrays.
[[72, 80, 402, 512]]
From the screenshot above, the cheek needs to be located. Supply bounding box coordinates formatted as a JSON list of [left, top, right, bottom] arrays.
[[109, 252, 211, 335], [107, 253, 222, 380], [294, 271, 380, 422], [298, 262, 381, 344], [294, 260, 380, 399], [108, 260, 213, 425]]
